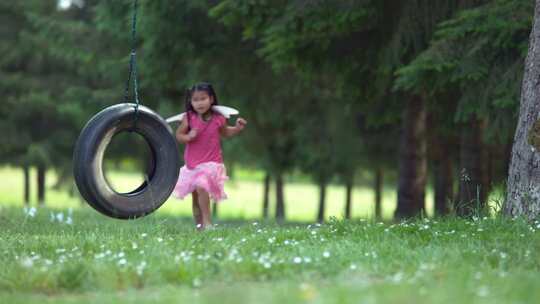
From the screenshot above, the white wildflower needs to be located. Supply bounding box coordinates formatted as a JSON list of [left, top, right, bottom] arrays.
[[136, 261, 147, 275], [20, 257, 34, 268], [24, 207, 37, 217]]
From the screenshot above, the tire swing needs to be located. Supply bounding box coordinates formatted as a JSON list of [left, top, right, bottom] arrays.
[[73, 0, 180, 219]]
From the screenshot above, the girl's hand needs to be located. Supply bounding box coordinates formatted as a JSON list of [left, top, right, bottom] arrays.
[[187, 129, 198, 141], [235, 118, 247, 131]]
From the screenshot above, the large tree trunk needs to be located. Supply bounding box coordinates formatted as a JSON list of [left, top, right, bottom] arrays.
[[37, 165, 46, 206], [374, 167, 383, 220], [457, 117, 485, 216], [344, 176, 353, 220], [432, 138, 453, 216], [263, 173, 271, 219], [275, 172, 285, 222], [505, 0, 540, 219], [317, 179, 327, 223], [395, 95, 427, 218], [23, 165, 30, 206]]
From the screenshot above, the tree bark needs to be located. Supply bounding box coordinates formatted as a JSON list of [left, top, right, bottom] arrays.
[[344, 177, 353, 220], [212, 203, 218, 219], [375, 167, 383, 220], [505, 0, 540, 219], [263, 173, 271, 219], [432, 137, 453, 216], [395, 95, 427, 218], [275, 172, 285, 222], [37, 165, 46, 206], [457, 117, 485, 216], [23, 165, 30, 206], [317, 179, 327, 223]]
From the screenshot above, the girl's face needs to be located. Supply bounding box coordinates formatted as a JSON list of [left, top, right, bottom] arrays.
[[190, 90, 213, 115]]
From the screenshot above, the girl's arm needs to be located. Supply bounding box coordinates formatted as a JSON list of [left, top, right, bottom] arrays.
[[175, 116, 196, 143], [220, 117, 247, 138]]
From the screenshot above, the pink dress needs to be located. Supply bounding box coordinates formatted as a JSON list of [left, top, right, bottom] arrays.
[[173, 111, 229, 202]]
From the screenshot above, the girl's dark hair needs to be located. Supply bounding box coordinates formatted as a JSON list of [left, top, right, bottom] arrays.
[[184, 82, 219, 113]]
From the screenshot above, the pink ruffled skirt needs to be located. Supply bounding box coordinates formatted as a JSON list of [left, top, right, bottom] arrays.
[[173, 162, 228, 202]]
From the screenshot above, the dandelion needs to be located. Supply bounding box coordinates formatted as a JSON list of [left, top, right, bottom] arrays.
[[241, 238, 247, 243], [141, 233, 148, 238], [132, 242, 138, 250], [293, 257, 302, 264], [460, 168, 471, 182], [268, 237, 275, 244], [117, 252, 125, 258], [350, 264, 357, 270], [323, 251, 330, 258], [284, 240, 290, 245], [118, 258, 127, 266], [193, 278, 202, 288], [303, 257, 312, 263], [263, 262, 271, 269], [157, 238, 163, 243]]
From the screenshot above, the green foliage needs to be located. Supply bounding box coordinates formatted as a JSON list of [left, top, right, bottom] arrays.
[[394, 0, 532, 142]]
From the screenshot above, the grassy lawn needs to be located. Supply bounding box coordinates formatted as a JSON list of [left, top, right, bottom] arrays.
[[0, 166, 532, 303], [0, 206, 539, 303], [0, 166, 439, 221]]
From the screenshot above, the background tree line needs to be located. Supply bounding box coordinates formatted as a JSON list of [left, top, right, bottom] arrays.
[[0, 0, 534, 221]]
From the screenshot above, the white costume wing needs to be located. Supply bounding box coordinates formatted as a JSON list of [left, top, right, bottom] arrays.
[[211, 105, 239, 118], [165, 105, 239, 124], [165, 112, 186, 124]]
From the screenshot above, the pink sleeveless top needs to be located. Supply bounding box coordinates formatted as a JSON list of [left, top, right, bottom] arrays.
[[184, 111, 227, 169]]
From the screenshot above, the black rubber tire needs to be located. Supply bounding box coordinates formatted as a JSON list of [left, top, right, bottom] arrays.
[[73, 103, 180, 219]]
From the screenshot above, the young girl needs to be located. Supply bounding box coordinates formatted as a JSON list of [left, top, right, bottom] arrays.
[[173, 82, 246, 230]]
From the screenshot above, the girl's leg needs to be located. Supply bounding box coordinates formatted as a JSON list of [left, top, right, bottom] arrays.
[[191, 192, 203, 228], [195, 187, 212, 229]]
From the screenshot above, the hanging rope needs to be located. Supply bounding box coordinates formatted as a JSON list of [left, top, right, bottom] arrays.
[[123, 0, 140, 127]]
